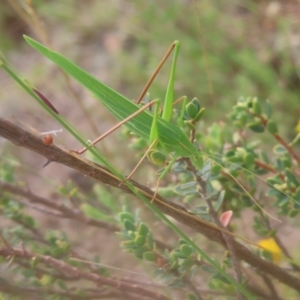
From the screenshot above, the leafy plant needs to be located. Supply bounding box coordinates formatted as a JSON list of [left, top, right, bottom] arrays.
[[0, 1, 300, 300]]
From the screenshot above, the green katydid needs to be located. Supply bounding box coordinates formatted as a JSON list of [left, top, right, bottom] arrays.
[[23, 36, 284, 220], [0, 41, 258, 298], [24, 38, 204, 191]]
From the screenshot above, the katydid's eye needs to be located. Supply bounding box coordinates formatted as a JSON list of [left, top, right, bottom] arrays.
[[43, 134, 53, 146]]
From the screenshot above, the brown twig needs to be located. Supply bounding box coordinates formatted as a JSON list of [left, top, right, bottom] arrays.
[[0, 180, 171, 251], [1, 117, 300, 292], [0, 246, 169, 300], [0, 273, 134, 300], [254, 159, 285, 181]]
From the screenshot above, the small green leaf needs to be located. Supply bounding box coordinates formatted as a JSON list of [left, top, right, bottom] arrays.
[[134, 246, 148, 259], [243, 152, 255, 165], [122, 240, 136, 249], [174, 182, 199, 196], [138, 223, 149, 236], [180, 244, 193, 257], [264, 99, 271, 118], [260, 151, 270, 164], [273, 145, 287, 155], [191, 97, 201, 110], [170, 161, 187, 173], [294, 186, 300, 200], [134, 235, 146, 246], [147, 233, 155, 250], [123, 219, 136, 232], [119, 212, 135, 224], [267, 119, 278, 134], [247, 121, 265, 133], [186, 102, 198, 119], [143, 251, 156, 262], [282, 157, 292, 168], [252, 99, 261, 115], [285, 169, 298, 186], [215, 190, 226, 211], [278, 197, 289, 207], [194, 107, 205, 122]]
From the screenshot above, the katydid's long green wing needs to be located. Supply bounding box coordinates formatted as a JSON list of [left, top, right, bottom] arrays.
[[24, 36, 197, 158]]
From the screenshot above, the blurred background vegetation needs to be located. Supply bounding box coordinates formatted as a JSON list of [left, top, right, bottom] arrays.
[[1, 0, 300, 128]]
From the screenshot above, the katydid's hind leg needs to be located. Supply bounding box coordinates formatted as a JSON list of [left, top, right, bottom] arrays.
[[119, 139, 158, 186], [72, 100, 158, 155], [136, 41, 179, 104]]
